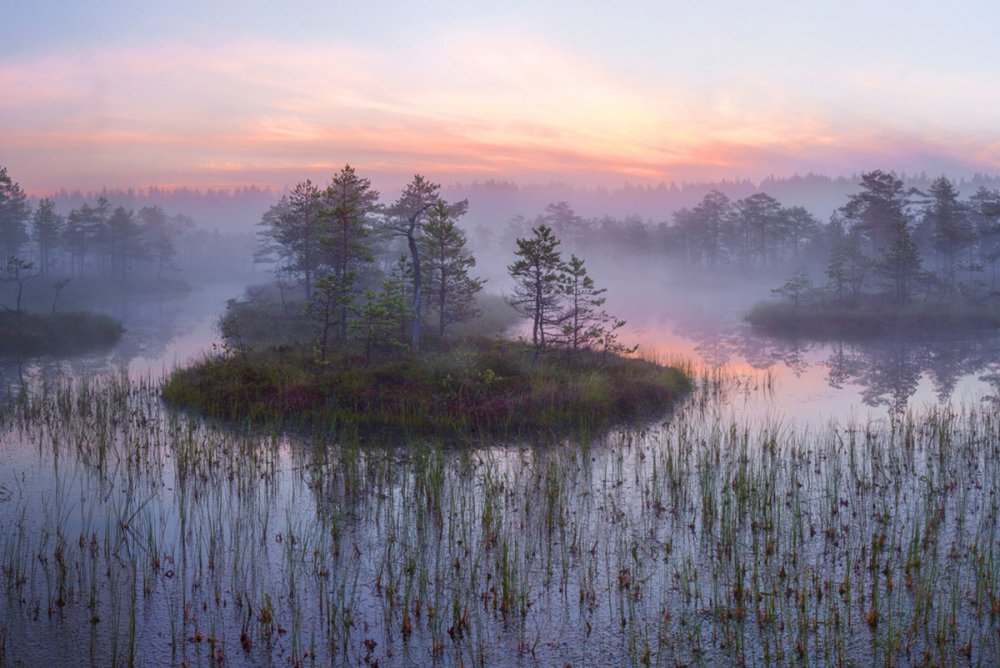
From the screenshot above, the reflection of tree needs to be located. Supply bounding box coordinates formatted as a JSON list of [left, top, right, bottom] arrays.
[[848, 340, 925, 416], [693, 337, 733, 368], [670, 313, 813, 376], [827, 334, 1000, 411], [667, 304, 1000, 413], [825, 341, 865, 389], [926, 340, 983, 402], [0, 286, 234, 390], [980, 361, 1000, 400], [731, 330, 811, 377], [822, 336, 1000, 414]]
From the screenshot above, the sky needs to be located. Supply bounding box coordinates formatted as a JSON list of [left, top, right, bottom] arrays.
[[2, 1, 1000, 194]]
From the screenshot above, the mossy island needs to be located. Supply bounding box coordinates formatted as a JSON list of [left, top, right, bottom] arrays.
[[163, 168, 689, 434], [746, 171, 1000, 340], [163, 333, 689, 433], [0, 310, 124, 355], [0, 257, 124, 355]]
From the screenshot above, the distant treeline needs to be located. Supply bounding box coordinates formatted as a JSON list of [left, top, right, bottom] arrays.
[[25, 171, 1000, 235], [489, 190, 826, 272], [44, 184, 277, 232], [496, 172, 1000, 307], [447, 172, 1000, 229], [7, 164, 1000, 300], [0, 166, 259, 282]]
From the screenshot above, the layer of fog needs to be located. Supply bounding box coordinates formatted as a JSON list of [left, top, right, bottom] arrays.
[[7, 168, 1000, 420]]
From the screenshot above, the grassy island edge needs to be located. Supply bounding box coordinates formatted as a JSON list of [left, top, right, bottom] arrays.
[[162, 338, 691, 435]]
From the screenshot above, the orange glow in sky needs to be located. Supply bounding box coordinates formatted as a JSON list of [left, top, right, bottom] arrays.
[[3, 27, 1000, 194]]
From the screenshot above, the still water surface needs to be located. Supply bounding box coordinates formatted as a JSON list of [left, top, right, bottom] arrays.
[[1, 281, 998, 666]]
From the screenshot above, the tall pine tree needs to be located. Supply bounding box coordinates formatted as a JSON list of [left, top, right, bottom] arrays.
[[0, 167, 30, 268], [32, 198, 63, 277], [320, 165, 380, 342], [507, 224, 565, 350], [387, 175, 467, 350], [420, 201, 484, 338]]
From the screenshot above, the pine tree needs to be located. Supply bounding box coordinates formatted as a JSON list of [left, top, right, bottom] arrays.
[[541, 201, 590, 246], [683, 190, 732, 267], [771, 270, 814, 307], [384, 254, 415, 342], [840, 170, 914, 258], [561, 254, 606, 350], [924, 177, 972, 288], [420, 201, 485, 338], [64, 204, 93, 276], [260, 181, 325, 299], [780, 206, 819, 264], [351, 284, 407, 365], [876, 218, 922, 305], [107, 206, 145, 279], [322, 165, 380, 341], [137, 206, 177, 278], [88, 197, 111, 275], [970, 187, 1000, 288], [0, 167, 31, 268], [308, 271, 356, 363], [1, 257, 38, 314], [507, 224, 565, 350], [734, 192, 782, 268], [32, 198, 63, 277], [387, 174, 468, 350], [824, 220, 870, 304], [560, 254, 636, 355]]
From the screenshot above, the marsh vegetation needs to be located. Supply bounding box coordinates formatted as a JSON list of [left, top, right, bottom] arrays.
[[2, 371, 1000, 666], [4, 164, 1000, 666], [163, 168, 681, 432]]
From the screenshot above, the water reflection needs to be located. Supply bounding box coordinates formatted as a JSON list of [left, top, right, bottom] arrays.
[[4, 276, 998, 423], [653, 308, 1000, 417], [0, 281, 243, 388]]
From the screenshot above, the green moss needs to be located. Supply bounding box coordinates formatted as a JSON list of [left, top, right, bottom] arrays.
[[162, 339, 691, 435], [0, 311, 124, 355]]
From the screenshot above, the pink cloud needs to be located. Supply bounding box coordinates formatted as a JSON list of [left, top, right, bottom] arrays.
[[2, 36, 998, 194]]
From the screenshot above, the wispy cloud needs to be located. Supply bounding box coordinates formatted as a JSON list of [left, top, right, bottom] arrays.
[[2, 35, 998, 193]]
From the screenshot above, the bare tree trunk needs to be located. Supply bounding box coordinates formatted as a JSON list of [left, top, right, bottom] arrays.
[[407, 221, 421, 351], [339, 216, 349, 342], [438, 270, 446, 338]]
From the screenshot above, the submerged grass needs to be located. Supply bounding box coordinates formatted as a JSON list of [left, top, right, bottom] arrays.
[[161, 339, 691, 434]]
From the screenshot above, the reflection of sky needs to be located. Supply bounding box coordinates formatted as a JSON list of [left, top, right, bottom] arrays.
[[0, 282, 244, 389], [627, 308, 1000, 425], [3, 273, 998, 429], [122, 283, 245, 378]]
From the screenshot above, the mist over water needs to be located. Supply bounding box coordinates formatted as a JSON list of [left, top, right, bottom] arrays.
[[5, 0, 1000, 661], [3, 173, 1000, 666], [9, 174, 1000, 425]]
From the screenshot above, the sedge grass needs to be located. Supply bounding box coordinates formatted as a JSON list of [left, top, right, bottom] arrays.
[[0, 372, 998, 664]]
